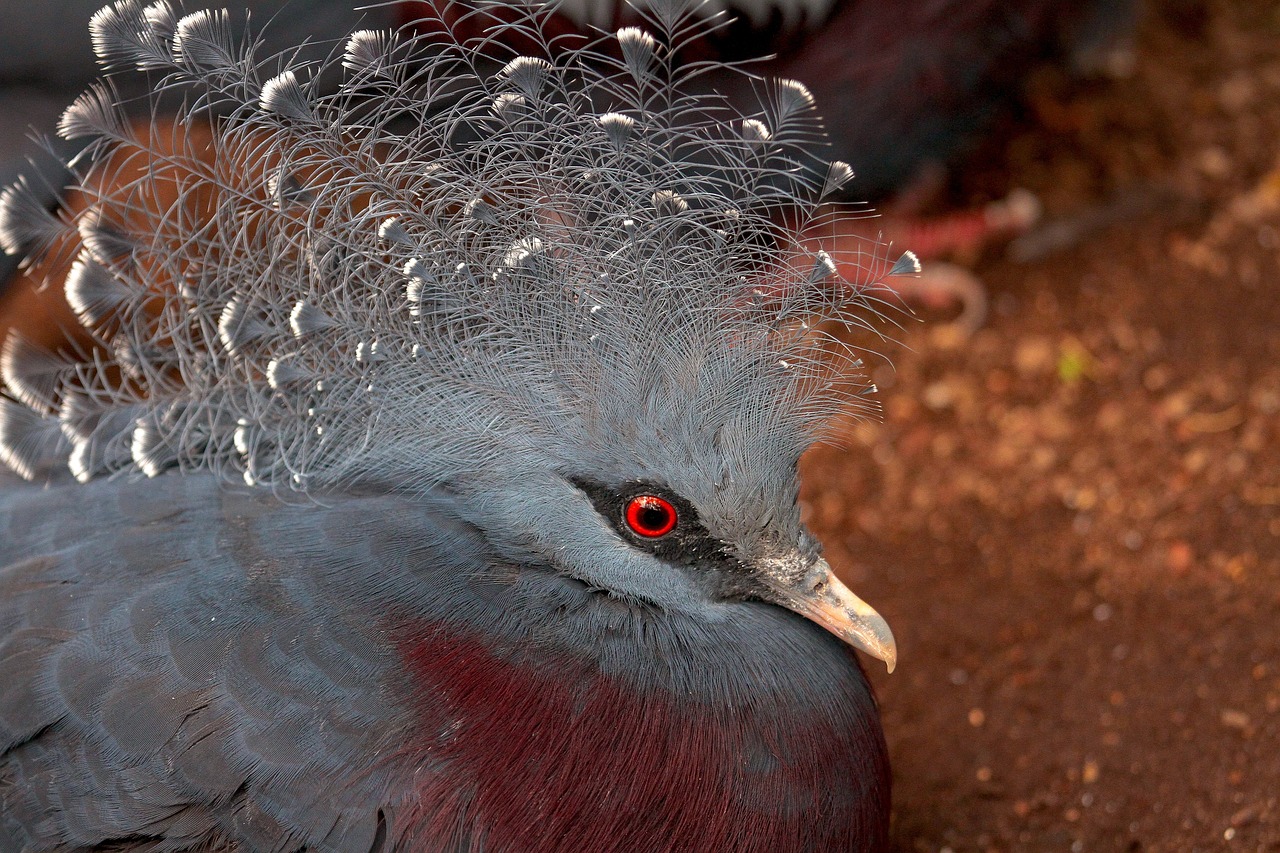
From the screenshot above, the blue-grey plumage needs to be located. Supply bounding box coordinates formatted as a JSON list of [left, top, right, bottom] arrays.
[[1, 470, 889, 850], [0, 1, 907, 849]]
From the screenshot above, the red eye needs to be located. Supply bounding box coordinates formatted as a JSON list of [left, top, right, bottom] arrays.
[[624, 494, 677, 538]]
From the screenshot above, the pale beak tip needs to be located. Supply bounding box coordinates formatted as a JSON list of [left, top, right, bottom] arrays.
[[860, 618, 897, 675]]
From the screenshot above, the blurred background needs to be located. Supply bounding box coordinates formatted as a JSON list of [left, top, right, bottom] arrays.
[[798, 2, 1279, 850], [1, 0, 1276, 849]]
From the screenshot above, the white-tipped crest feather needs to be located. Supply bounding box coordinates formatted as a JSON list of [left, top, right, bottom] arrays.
[[57, 84, 129, 142], [342, 29, 391, 75], [0, 1, 899, 493], [822, 160, 855, 199], [260, 70, 316, 122], [598, 113, 636, 152], [172, 9, 236, 71], [616, 27, 658, 80], [890, 251, 922, 276], [89, 0, 177, 71], [499, 56, 552, 98], [0, 398, 70, 480], [0, 177, 63, 257], [2, 333, 67, 412], [65, 254, 131, 326], [740, 118, 772, 146]]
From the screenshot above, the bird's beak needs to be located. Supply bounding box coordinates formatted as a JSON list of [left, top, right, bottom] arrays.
[[764, 557, 897, 673]]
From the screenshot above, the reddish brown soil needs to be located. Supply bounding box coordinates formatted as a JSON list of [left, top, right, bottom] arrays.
[[803, 2, 1280, 850]]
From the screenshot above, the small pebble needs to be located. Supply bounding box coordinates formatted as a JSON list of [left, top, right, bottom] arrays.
[[1220, 709, 1250, 730]]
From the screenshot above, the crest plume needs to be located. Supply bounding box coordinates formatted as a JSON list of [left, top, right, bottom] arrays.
[[0, 7, 903, 847], [0, 0, 909, 490]]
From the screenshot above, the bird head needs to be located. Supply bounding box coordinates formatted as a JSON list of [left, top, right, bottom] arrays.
[[0, 0, 912, 670]]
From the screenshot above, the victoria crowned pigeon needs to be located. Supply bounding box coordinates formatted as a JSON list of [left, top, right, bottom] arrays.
[[0, 1, 908, 850]]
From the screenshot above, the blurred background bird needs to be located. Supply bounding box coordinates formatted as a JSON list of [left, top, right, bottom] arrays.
[[0, 1, 906, 849], [0, 0, 1138, 343]]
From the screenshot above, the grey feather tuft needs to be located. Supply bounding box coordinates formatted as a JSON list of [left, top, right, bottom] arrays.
[[377, 217, 412, 246], [740, 118, 772, 146], [616, 27, 658, 81], [355, 341, 386, 364], [267, 170, 313, 208], [77, 215, 134, 264], [499, 56, 552, 98], [113, 337, 176, 382], [130, 410, 175, 476], [822, 160, 855, 199], [260, 71, 316, 122], [0, 398, 70, 481], [290, 301, 337, 337], [889, 250, 922, 276], [403, 259, 439, 316], [57, 84, 129, 142], [218, 298, 273, 354], [492, 93, 529, 127], [58, 389, 114, 440], [68, 428, 134, 483], [463, 198, 498, 226], [808, 250, 838, 284], [172, 9, 236, 72], [65, 253, 134, 326], [89, 0, 177, 71], [342, 29, 391, 76], [0, 1, 902, 491], [60, 395, 143, 482], [0, 177, 64, 257], [143, 1, 178, 37], [266, 356, 310, 390], [598, 113, 635, 152], [772, 78, 817, 119], [1, 333, 67, 412], [651, 190, 689, 217], [503, 237, 546, 270]]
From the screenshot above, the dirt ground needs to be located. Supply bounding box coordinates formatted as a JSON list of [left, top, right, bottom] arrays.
[[801, 1, 1280, 850]]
